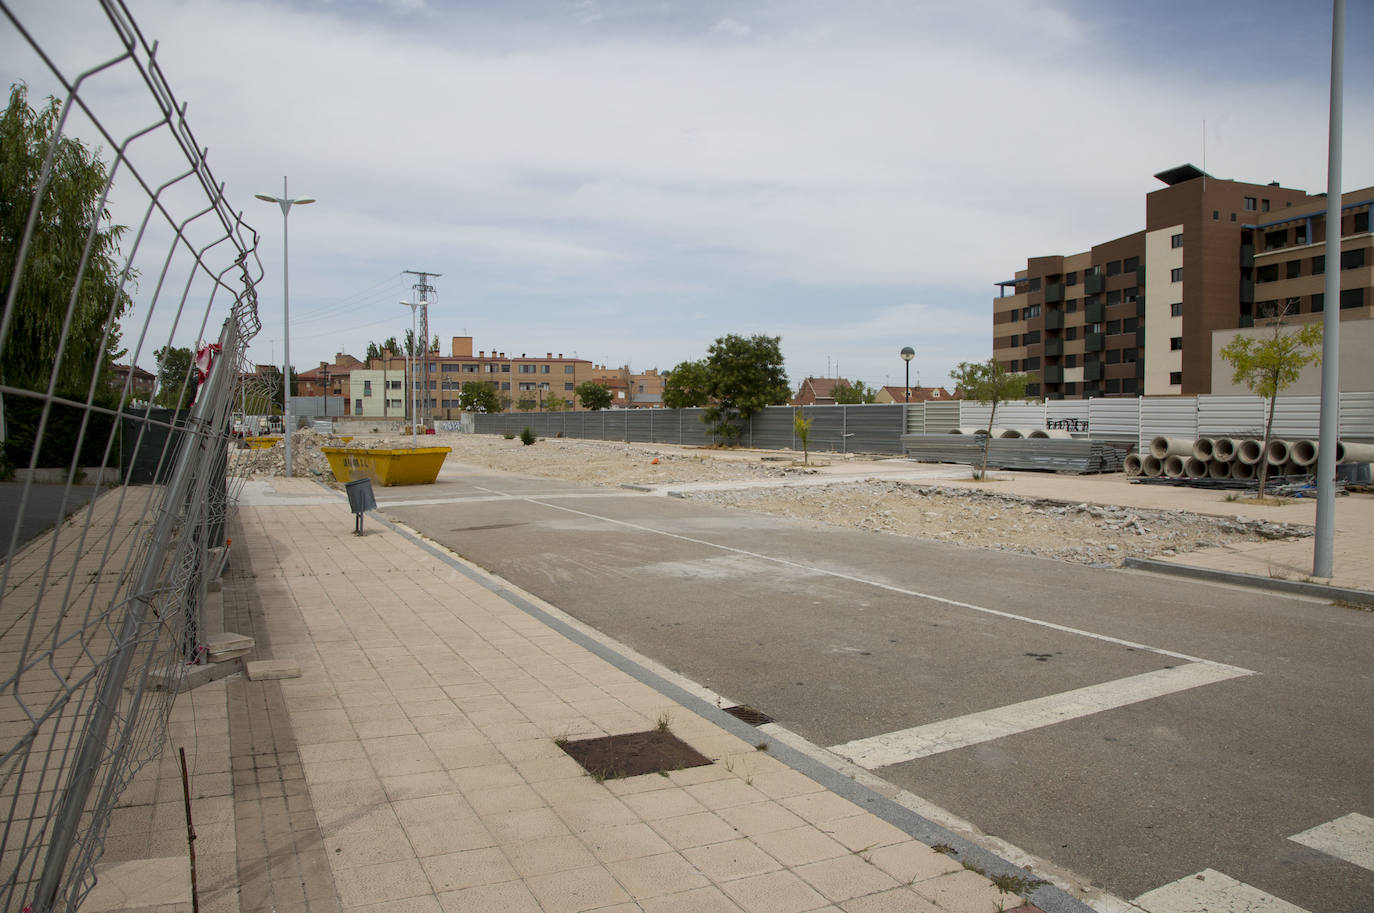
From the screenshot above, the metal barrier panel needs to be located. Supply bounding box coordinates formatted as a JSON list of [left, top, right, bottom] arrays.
[[1138, 396, 1198, 446], [1268, 395, 1321, 440], [0, 5, 263, 910], [1197, 395, 1265, 436], [749, 408, 796, 451], [835, 404, 905, 453], [1339, 392, 1374, 441], [625, 409, 653, 442], [1088, 397, 1141, 441], [904, 402, 925, 435], [924, 401, 961, 434], [1046, 400, 1090, 433], [602, 410, 628, 441], [990, 401, 1047, 432]]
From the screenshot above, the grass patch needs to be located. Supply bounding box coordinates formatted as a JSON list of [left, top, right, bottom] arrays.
[[989, 872, 1047, 896]]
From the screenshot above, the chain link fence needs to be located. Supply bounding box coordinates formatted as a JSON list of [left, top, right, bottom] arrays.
[[1, 2, 262, 910]]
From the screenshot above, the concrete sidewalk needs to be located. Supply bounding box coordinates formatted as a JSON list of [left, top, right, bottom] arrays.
[[108, 476, 1054, 913]]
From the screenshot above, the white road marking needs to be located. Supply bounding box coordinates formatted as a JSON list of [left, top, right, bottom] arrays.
[[475, 486, 1255, 671], [1289, 812, 1374, 872], [826, 662, 1253, 768], [1132, 868, 1310, 913]]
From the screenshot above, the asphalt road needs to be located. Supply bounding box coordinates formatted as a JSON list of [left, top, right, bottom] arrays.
[[380, 466, 1374, 912]]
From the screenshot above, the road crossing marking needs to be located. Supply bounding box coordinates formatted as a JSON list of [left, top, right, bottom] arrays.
[[1289, 812, 1374, 872], [1132, 868, 1309, 913], [825, 662, 1253, 768]]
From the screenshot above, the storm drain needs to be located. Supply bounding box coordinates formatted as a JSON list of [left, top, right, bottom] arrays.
[[721, 705, 774, 726], [557, 730, 712, 780]]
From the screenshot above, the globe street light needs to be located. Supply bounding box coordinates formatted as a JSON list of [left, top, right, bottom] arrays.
[[900, 346, 915, 403], [399, 300, 420, 445], [255, 178, 314, 477]]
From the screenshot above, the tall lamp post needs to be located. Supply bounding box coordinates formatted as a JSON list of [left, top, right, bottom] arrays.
[[255, 178, 314, 477], [399, 300, 420, 446], [900, 346, 915, 402]]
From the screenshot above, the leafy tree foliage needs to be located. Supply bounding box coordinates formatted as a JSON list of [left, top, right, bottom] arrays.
[[575, 381, 612, 411], [366, 341, 381, 361], [544, 395, 568, 412], [662, 359, 711, 409], [458, 381, 501, 413], [703, 334, 789, 440], [431, 335, 440, 353], [516, 396, 537, 412], [832, 380, 877, 404], [1220, 313, 1322, 498], [153, 345, 195, 409], [1, 84, 131, 395], [794, 410, 813, 464], [949, 358, 1030, 479]]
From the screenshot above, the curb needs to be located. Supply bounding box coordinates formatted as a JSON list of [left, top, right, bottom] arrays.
[[1122, 557, 1374, 604]]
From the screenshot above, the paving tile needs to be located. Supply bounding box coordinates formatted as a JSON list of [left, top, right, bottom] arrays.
[[581, 822, 674, 863], [502, 833, 599, 877], [421, 846, 518, 892], [484, 806, 572, 843], [466, 783, 549, 815], [649, 811, 744, 850], [779, 791, 864, 825], [751, 826, 850, 867], [838, 887, 943, 913], [555, 796, 641, 832], [607, 850, 711, 900], [684, 778, 767, 811], [864, 843, 963, 884], [525, 863, 632, 913], [332, 858, 431, 907], [683, 838, 783, 881], [381, 771, 460, 801], [716, 800, 808, 837], [324, 821, 417, 869], [436, 880, 543, 913], [718, 869, 829, 913], [639, 885, 746, 913], [344, 896, 444, 913], [620, 786, 708, 821], [909, 869, 1010, 913], [794, 854, 901, 902], [818, 814, 914, 852]]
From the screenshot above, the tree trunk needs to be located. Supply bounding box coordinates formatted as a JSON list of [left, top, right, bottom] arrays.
[[979, 401, 997, 480], [1259, 391, 1277, 499]]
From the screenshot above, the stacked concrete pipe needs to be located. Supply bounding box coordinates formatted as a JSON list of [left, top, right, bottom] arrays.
[[1150, 436, 1194, 460], [1212, 438, 1239, 462]]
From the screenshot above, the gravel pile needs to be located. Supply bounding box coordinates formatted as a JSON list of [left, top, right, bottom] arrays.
[[229, 429, 413, 479], [682, 480, 1313, 568]]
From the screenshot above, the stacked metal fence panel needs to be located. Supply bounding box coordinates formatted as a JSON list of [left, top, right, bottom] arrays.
[[899, 435, 1126, 473], [0, 4, 263, 910]]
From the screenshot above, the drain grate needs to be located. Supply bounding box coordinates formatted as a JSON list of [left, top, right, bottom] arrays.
[[721, 705, 774, 726], [557, 730, 711, 780]]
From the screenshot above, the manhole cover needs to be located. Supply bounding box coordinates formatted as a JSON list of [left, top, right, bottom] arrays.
[[721, 705, 774, 726], [557, 730, 712, 780]]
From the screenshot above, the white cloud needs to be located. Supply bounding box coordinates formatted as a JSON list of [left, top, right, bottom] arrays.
[[714, 17, 751, 38]]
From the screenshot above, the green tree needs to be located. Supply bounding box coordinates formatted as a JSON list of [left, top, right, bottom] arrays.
[[516, 396, 537, 412], [544, 394, 567, 412], [153, 345, 195, 409], [382, 336, 400, 356], [949, 358, 1030, 480], [431, 335, 440, 354], [703, 334, 789, 442], [366, 341, 381, 361], [575, 381, 612, 411], [832, 379, 877, 404], [1, 84, 132, 395], [794, 409, 813, 465], [458, 381, 501, 413], [662, 359, 711, 409], [1220, 313, 1322, 498]]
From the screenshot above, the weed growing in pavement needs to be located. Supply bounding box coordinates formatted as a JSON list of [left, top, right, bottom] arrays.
[[961, 860, 986, 876], [656, 712, 671, 732], [930, 843, 956, 855], [989, 872, 1047, 896], [755, 741, 769, 751], [1333, 598, 1374, 612]]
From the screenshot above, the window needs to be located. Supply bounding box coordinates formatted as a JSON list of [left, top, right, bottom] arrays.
[[1107, 289, 1122, 305], [1212, 210, 1220, 221], [501, 364, 510, 372], [1066, 271, 1078, 285], [1106, 349, 1121, 365], [1262, 199, 1271, 212], [1025, 383, 1040, 397], [1170, 302, 1183, 317], [519, 364, 536, 373], [1286, 259, 1302, 279], [1106, 320, 1121, 335], [1256, 264, 1278, 283], [1295, 224, 1308, 244], [463, 364, 478, 372], [1244, 196, 1257, 211], [1024, 304, 1041, 319], [1123, 256, 1140, 272], [1010, 334, 1019, 347], [355, 399, 362, 412], [1027, 277, 1041, 292], [1170, 267, 1183, 282], [1341, 288, 1366, 310], [1063, 383, 1076, 395], [501, 382, 511, 390], [1124, 286, 1139, 304], [1311, 293, 1324, 312], [1066, 300, 1078, 313], [1341, 248, 1366, 270], [564, 365, 574, 373], [1105, 378, 1121, 394], [1065, 326, 1077, 340], [541, 364, 550, 374], [1231, 213, 1237, 222], [1065, 354, 1077, 368], [564, 383, 574, 391], [1122, 378, 1138, 394], [363, 380, 372, 396], [1122, 348, 1138, 363], [1170, 336, 1183, 350], [1265, 229, 1287, 250], [388, 380, 402, 390], [1123, 317, 1138, 333], [519, 382, 535, 391], [1169, 371, 1183, 386], [1090, 323, 1104, 334], [1023, 330, 1041, 344], [1010, 360, 1019, 372], [1171, 232, 1183, 248], [1106, 260, 1122, 276], [1023, 356, 1040, 370], [1354, 210, 1370, 233]]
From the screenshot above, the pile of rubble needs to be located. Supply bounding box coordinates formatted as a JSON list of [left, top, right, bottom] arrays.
[[229, 428, 399, 479], [683, 480, 1313, 568]]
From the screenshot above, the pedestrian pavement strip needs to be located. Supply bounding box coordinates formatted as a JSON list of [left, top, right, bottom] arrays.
[[1130, 812, 1374, 913]]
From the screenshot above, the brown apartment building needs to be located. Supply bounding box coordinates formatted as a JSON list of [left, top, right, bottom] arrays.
[[994, 165, 1373, 398]]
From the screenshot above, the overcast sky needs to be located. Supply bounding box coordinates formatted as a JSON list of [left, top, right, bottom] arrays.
[[4, 0, 1372, 393]]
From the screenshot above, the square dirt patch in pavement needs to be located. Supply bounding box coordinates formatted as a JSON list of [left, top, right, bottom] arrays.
[[558, 730, 712, 780]]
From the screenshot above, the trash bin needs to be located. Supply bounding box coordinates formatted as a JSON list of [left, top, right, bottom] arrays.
[[345, 478, 376, 535]]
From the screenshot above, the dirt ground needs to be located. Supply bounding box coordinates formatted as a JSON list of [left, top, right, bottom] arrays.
[[242, 431, 1314, 569]]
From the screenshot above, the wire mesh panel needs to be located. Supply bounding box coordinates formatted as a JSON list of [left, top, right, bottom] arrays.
[[0, 3, 262, 911]]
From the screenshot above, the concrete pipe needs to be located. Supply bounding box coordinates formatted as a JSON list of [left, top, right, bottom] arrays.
[[1208, 459, 1231, 479], [1290, 439, 1318, 466], [1192, 437, 1215, 461], [1265, 438, 1291, 466], [1230, 460, 1256, 480], [1141, 454, 1164, 477], [997, 428, 1025, 438], [1039, 429, 1074, 439], [1283, 461, 1309, 478], [1337, 440, 1374, 463], [1213, 438, 1239, 462], [948, 427, 985, 434], [1237, 439, 1264, 465], [1163, 455, 1187, 478], [1184, 457, 1209, 479], [1027, 429, 1049, 438], [1123, 453, 1143, 477], [1150, 436, 1195, 459]]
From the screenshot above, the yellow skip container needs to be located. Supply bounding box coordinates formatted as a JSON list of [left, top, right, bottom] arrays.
[[320, 446, 451, 486], [243, 436, 280, 449]]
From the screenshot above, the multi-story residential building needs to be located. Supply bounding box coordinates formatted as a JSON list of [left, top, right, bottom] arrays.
[[297, 353, 364, 414], [109, 363, 156, 401], [873, 385, 956, 404], [994, 165, 1373, 398], [629, 369, 665, 407]]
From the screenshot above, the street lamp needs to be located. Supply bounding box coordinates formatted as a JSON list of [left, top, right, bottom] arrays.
[[900, 346, 915, 403], [255, 178, 315, 477], [399, 300, 420, 445]]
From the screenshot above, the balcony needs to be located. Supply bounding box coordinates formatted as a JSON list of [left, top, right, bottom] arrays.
[[1045, 309, 1064, 330], [1136, 327, 1146, 346], [1085, 273, 1105, 294], [1137, 299, 1147, 317], [1084, 332, 1104, 352], [1084, 361, 1103, 381], [1136, 266, 1147, 286], [1043, 365, 1064, 384], [1241, 244, 1255, 267], [1240, 279, 1255, 303], [1045, 283, 1065, 303], [1044, 337, 1063, 357], [1085, 301, 1105, 323]]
